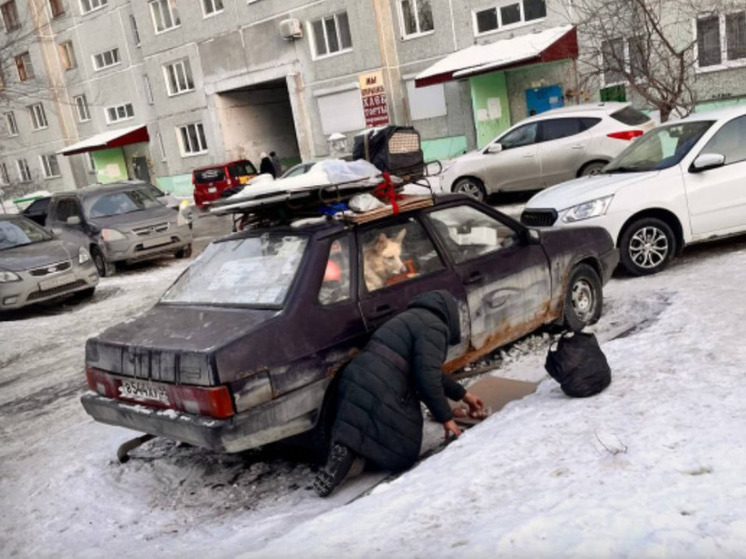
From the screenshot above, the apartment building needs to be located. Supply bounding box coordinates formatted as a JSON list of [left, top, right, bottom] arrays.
[[1, 0, 745, 197]]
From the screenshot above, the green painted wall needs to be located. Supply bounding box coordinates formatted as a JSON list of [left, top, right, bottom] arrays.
[[422, 136, 469, 161], [696, 97, 746, 112], [92, 148, 128, 183], [156, 173, 193, 196], [469, 72, 512, 149]]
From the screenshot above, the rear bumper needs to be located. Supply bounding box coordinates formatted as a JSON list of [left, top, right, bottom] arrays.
[[80, 377, 330, 453]]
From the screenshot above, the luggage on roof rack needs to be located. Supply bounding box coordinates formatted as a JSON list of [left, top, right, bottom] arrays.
[[353, 126, 425, 181]]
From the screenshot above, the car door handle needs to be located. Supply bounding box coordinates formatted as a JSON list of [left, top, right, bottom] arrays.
[[464, 271, 484, 285], [370, 304, 394, 319], [522, 153, 535, 158], [570, 144, 585, 150]]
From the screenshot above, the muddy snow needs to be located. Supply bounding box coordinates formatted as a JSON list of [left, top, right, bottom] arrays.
[[2, 235, 746, 558]]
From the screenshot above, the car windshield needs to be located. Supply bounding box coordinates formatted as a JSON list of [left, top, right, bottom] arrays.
[[161, 233, 308, 307], [605, 120, 714, 173], [0, 217, 52, 251], [84, 188, 163, 218]]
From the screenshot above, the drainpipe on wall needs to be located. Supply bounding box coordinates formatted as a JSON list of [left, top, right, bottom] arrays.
[[371, 0, 403, 125]]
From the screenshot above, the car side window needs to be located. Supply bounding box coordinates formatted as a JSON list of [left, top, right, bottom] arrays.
[[540, 118, 583, 142], [318, 236, 352, 306], [360, 217, 444, 293], [700, 116, 746, 165], [55, 198, 81, 222], [427, 205, 518, 264], [499, 123, 538, 150]]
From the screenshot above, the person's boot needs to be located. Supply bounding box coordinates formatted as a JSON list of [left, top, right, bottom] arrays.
[[314, 442, 357, 498]]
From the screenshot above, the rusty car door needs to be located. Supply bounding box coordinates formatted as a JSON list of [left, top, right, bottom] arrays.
[[424, 202, 552, 353]]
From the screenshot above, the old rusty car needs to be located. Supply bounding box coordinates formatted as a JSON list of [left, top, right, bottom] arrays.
[[80, 193, 618, 457]]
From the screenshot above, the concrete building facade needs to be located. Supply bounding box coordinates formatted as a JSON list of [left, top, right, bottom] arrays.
[[2, 0, 746, 199]]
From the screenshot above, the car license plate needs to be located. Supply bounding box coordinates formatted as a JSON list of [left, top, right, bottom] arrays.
[[39, 273, 76, 291], [208, 187, 217, 193], [119, 380, 170, 405], [142, 237, 170, 249]]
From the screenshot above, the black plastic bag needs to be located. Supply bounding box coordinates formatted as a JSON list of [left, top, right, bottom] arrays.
[[545, 332, 611, 398]]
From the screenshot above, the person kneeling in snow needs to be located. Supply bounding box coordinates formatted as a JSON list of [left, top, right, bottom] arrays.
[[314, 290, 484, 497]]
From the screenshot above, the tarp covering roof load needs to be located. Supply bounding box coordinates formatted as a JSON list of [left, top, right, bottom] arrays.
[[414, 25, 578, 88], [57, 125, 150, 156]]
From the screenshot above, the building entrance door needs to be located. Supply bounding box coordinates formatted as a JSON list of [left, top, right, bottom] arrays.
[[132, 156, 151, 183]]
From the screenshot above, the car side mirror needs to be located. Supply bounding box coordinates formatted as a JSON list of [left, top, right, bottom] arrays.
[[67, 216, 81, 226], [486, 143, 503, 154], [690, 153, 725, 173]]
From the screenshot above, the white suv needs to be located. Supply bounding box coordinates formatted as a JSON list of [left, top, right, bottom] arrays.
[[522, 105, 746, 276], [441, 103, 654, 201]]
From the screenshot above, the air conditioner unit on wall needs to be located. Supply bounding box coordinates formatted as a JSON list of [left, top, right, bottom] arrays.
[[279, 18, 303, 40]]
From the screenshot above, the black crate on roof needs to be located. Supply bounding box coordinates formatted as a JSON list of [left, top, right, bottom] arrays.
[[353, 126, 425, 181]]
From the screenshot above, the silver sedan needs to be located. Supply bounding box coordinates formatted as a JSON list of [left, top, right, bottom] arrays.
[[0, 215, 99, 311]]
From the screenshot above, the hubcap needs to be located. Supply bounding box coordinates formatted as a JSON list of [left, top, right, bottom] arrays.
[[629, 226, 669, 269], [456, 182, 484, 201], [571, 279, 596, 323]]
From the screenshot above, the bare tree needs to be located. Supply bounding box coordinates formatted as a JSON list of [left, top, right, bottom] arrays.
[[566, 0, 744, 122]]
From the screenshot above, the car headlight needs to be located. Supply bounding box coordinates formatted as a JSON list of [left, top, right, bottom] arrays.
[[78, 247, 91, 264], [562, 196, 614, 223], [0, 271, 21, 283], [101, 228, 126, 242]]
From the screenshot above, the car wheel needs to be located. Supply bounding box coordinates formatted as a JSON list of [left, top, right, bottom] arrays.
[[563, 264, 603, 332], [579, 161, 607, 176], [176, 244, 193, 259], [619, 218, 675, 276], [90, 246, 113, 277], [453, 178, 487, 202]]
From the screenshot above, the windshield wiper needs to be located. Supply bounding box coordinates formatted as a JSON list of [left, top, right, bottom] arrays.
[[604, 166, 645, 174]]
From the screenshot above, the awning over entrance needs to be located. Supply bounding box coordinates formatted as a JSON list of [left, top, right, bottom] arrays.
[[415, 25, 578, 88], [58, 125, 150, 156]]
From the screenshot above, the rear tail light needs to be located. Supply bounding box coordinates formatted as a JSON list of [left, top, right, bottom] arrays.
[[607, 130, 644, 141], [86, 367, 235, 419]]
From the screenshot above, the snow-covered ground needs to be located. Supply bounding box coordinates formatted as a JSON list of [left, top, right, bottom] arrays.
[[2, 230, 746, 558]]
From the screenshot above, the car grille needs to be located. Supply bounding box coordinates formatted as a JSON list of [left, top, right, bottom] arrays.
[[521, 209, 558, 227], [29, 260, 72, 277], [28, 279, 87, 301], [133, 222, 170, 237]]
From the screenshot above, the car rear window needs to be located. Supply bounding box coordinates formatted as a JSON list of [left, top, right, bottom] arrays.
[[610, 106, 652, 126], [161, 233, 308, 307], [24, 197, 50, 215], [194, 168, 226, 183]]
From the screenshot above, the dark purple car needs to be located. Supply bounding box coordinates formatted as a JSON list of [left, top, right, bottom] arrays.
[[81, 194, 618, 455]]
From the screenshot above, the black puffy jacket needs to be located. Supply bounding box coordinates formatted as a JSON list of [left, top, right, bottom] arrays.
[[331, 290, 466, 472]]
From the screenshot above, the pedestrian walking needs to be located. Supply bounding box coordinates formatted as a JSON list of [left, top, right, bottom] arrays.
[[269, 151, 283, 176], [259, 152, 276, 178], [314, 290, 484, 497]]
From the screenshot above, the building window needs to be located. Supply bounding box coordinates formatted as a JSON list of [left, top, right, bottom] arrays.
[[17, 158, 32, 182], [1, 0, 20, 31], [129, 14, 140, 46], [92, 47, 120, 70], [399, 0, 433, 37], [0, 162, 9, 185], [143, 74, 154, 104], [601, 37, 625, 85], [177, 123, 208, 156], [601, 36, 649, 85], [40, 154, 61, 178], [29, 103, 48, 130], [202, 0, 222, 17], [74, 95, 90, 122], [80, 0, 107, 15], [15, 52, 34, 81], [164, 59, 194, 96], [5, 111, 18, 135], [105, 102, 134, 124], [697, 11, 746, 68], [311, 12, 352, 58], [59, 41, 76, 70], [49, 0, 65, 18], [474, 0, 546, 35], [150, 0, 180, 34]]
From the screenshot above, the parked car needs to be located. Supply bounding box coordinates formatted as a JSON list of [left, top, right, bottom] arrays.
[[521, 105, 746, 276], [441, 103, 655, 201], [192, 159, 258, 208], [80, 193, 618, 457], [46, 182, 193, 277], [22, 196, 51, 226], [0, 214, 99, 311]]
